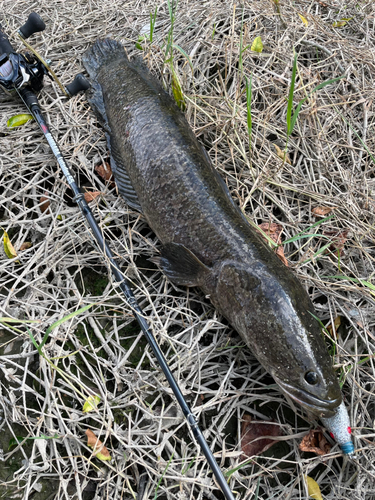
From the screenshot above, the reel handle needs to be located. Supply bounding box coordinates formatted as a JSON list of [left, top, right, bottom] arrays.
[[0, 23, 15, 55], [65, 73, 90, 97], [19, 12, 46, 39]]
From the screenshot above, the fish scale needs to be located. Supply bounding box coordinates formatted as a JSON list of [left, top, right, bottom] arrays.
[[83, 38, 354, 455]]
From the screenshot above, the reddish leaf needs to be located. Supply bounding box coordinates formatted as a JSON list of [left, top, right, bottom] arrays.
[[258, 223, 283, 241], [95, 162, 115, 186], [257, 223, 288, 266], [19, 242, 32, 251], [84, 191, 102, 202], [275, 245, 288, 266], [312, 206, 336, 216], [241, 414, 282, 458], [299, 429, 331, 456], [323, 229, 348, 253], [40, 193, 51, 213], [85, 429, 111, 460]]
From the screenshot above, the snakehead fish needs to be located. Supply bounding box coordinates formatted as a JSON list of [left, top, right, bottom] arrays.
[[82, 39, 353, 454]]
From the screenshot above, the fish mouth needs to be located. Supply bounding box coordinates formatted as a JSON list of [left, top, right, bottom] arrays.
[[273, 376, 341, 418]]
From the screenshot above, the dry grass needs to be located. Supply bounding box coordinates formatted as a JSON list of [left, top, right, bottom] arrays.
[[0, 0, 375, 499]]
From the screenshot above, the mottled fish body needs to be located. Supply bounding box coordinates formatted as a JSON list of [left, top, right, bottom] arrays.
[[82, 39, 353, 453]]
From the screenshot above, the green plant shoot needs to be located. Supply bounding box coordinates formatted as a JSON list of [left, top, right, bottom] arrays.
[[286, 52, 344, 149]]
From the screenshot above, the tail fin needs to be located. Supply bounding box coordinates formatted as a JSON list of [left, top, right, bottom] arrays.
[[82, 38, 128, 79]]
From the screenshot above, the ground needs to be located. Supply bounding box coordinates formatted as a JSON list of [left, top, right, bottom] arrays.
[[0, 1, 374, 499]]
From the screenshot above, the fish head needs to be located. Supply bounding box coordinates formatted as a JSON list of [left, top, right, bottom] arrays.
[[213, 259, 342, 418]]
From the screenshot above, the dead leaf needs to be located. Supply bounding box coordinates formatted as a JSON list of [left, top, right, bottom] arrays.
[[3, 231, 19, 262], [19, 242, 32, 251], [312, 206, 336, 217], [272, 143, 292, 165], [275, 247, 288, 266], [326, 316, 341, 337], [333, 18, 352, 28], [7, 113, 34, 128], [40, 194, 51, 214], [304, 475, 323, 500], [322, 229, 348, 253], [85, 429, 111, 461], [95, 162, 115, 186], [258, 223, 283, 240], [84, 191, 102, 202], [82, 395, 101, 413], [258, 223, 289, 266], [298, 13, 308, 27], [299, 429, 331, 456], [251, 36, 263, 53], [241, 414, 282, 458]]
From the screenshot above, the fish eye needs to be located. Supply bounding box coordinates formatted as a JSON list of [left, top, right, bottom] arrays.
[[305, 371, 319, 385]]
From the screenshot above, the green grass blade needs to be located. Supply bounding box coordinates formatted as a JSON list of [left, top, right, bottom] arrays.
[[181, 455, 197, 475], [9, 433, 59, 450], [166, 0, 173, 19], [286, 52, 298, 136], [282, 233, 331, 245], [239, 8, 245, 74], [154, 452, 174, 499], [325, 275, 375, 294], [289, 76, 344, 133], [164, 0, 177, 61], [149, 6, 158, 42], [170, 67, 186, 110], [39, 303, 94, 349], [304, 214, 334, 229], [0, 317, 40, 324], [27, 326, 43, 355], [335, 107, 375, 164], [282, 214, 334, 245], [225, 458, 255, 477], [172, 44, 193, 71], [309, 311, 330, 335], [361, 280, 375, 291], [167, 0, 178, 23], [164, 32, 173, 61], [358, 353, 375, 365], [254, 477, 261, 499], [245, 75, 253, 146], [301, 242, 332, 263]]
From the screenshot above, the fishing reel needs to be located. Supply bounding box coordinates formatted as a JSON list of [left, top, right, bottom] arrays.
[[0, 12, 89, 97], [0, 51, 46, 93]]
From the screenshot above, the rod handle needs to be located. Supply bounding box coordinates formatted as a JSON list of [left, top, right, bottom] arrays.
[[19, 87, 39, 109], [65, 73, 90, 97], [19, 12, 46, 39]]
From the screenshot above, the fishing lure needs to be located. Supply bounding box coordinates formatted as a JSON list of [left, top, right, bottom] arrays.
[[321, 401, 355, 456]]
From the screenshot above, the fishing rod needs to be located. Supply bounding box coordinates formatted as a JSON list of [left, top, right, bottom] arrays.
[[0, 13, 236, 500]]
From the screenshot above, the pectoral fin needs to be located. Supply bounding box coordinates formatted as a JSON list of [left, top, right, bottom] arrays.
[[104, 133, 143, 213], [151, 242, 210, 287]]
